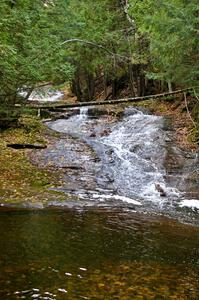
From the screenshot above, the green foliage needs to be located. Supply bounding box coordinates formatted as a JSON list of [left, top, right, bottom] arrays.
[[0, 0, 198, 108], [63, 0, 139, 80], [0, 0, 74, 105], [129, 0, 199, 86]]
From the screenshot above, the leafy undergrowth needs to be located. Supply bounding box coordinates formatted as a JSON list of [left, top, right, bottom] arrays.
[[0, 115, 65, 205]]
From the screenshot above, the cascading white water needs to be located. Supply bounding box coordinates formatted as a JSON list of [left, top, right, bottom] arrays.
[[99, 108, 180, 202], [20, 85, 64, 102], [47, 107, 182, 206], [79, 107, 89, 120]]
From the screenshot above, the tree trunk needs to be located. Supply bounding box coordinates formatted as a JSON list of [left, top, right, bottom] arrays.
[[168, 80, 173, 93], [86, 73, 95, 101], [128, 64, 136, 97], [112, 79, 118, 98], [28, 87, 194, 110], [103, 73, 108, 98], [73, 72, 83, 102]]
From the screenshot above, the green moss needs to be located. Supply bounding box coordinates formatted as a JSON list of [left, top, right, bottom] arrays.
[[0, 114, 65, 205], [192, 102, 199, 121], [189, 125, 199, 144]]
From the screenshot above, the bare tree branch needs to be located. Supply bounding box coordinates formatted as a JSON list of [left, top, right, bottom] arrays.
[[60, 38, 131, 62], [120, 0, 136, 32]]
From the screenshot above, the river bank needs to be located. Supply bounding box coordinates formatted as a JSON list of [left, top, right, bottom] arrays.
[[0, 115, 67, 206]]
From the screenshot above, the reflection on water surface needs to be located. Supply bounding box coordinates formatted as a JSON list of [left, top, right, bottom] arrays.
[[0, 208, 198, 299]]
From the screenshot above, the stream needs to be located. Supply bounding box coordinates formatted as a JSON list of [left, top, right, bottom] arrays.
[[39, 107, 199, 225], [1, 107, 199, 299]]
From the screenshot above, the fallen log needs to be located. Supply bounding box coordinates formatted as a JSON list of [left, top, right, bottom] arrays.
[[7, 143, 47, 149], [26, 87, 197, 110], [61, 165, 84, 170]]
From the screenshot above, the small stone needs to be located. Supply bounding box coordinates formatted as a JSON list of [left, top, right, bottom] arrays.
[[58, 288, 67, 293], [65, 272, 72, 276]]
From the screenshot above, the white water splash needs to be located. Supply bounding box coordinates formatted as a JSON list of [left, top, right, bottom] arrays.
[[92, 193, 142, 205], [179, 200, 199, 210], [79, 107, 89, 120], [101, 110, 170, 201]]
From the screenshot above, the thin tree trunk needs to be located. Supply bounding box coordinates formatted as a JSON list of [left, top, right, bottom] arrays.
[[86, 73, 95, 101], [168, 80, 173, 93], [112, 79, 118, 98], [128, 64, 136, 97], [29, 87, 195, 110], [103, 73, 108, 98]]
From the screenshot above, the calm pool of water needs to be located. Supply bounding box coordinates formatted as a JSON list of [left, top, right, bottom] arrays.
[[0, 207, 198, 299]]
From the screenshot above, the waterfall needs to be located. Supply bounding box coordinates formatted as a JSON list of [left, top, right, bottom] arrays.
[[46, 106, 199, 219], [78, 107, 89, 120]]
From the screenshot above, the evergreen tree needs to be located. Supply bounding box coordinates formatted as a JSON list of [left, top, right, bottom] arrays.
[[0, 0, 74, 106], [129, 0, 199, 87]]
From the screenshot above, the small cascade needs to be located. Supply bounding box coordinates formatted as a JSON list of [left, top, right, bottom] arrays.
[[20, 85, 64, 102], [99, 108, 179, 202], [78, 107, 89, 120], [45, 106, 199, 223]]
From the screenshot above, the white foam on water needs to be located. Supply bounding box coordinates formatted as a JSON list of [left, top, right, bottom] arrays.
[[92, 193, 142, 205], [179, 199, 199, 210], [141, 183, 181, 203]]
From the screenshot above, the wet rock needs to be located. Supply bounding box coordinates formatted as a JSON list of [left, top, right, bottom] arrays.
[[99, 129, 111, 137], [61, 165, 84, 171], [155, 183, 167, 197], [105, 149, 114, 155], [165, 137, 172, 142], [90, 132, 96, 138], [130, 145, 141, 153]]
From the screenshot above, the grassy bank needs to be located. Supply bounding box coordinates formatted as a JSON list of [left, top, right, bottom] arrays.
[[0, 115, 65, 206]]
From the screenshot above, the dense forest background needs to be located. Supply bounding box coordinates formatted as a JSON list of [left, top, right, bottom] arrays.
[[0, 0, 198, 105]]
